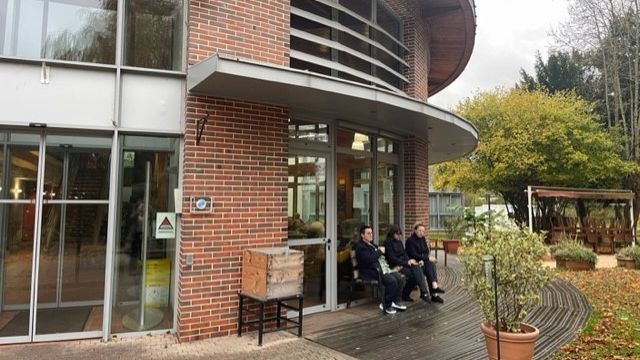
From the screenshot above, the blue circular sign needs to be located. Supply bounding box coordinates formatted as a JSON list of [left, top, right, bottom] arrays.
[[195, 198, 207, 210]]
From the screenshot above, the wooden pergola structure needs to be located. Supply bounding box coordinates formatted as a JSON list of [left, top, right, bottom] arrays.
[[526, 186, 636, 250]]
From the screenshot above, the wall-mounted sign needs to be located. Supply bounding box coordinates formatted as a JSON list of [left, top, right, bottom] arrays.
[[190, 196, 213, 213], [155, 212, 176, 239]]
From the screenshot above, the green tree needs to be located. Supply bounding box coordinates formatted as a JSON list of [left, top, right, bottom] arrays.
[[434, 88, 635, 225]]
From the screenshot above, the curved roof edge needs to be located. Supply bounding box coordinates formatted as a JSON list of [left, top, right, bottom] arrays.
[[424, 0, 477, 96], [187, 54, 478, 164]]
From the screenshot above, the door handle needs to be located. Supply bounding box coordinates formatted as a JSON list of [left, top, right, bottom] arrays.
[[326, 238, 331, 251]]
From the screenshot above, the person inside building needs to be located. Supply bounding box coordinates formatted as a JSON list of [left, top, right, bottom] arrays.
[[355, 225, 407, 314], [406, 222, 445, 303], [383, 225, 430, 302]]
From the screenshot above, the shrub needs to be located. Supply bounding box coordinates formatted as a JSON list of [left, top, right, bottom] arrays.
[[552, 238, 598, 265], [617, 246, 640, 266], [458, 222, 552, 333]]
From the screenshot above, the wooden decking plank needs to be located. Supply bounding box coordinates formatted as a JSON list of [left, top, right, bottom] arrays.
[[305, 257, 591, 359]]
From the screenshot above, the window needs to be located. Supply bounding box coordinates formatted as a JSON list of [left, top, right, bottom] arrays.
[[1, 0, 118, 64], [289, 119, 329, 142], [124, 0, 183, 71], [0, 1, 185, 70]]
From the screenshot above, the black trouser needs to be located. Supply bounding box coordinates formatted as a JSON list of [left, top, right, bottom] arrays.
[[400, 265, 428, 297], [382, 272, 405, 308], [419, 260, 438, 294]]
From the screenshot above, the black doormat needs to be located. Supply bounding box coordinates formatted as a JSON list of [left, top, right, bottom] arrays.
[[0, 307, 92, 337]]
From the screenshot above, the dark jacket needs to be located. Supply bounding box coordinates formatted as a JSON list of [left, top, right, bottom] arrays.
[[406, 233, 430, 263], [383, 237, 410, 268], [355, 240, 383, 280]]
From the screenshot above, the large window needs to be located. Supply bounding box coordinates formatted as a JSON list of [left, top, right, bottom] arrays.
[[0, 0, 184, 70], [290, 0, 406, 92]]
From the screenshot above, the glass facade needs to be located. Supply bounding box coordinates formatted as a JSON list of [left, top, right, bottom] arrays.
[[0, 131, 180, 341], [290, 0, 406, 92], [429, 192, 463, 230], [0, 0, 184, 70]]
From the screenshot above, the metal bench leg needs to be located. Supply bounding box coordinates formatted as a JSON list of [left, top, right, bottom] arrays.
[[237, 294, 243, 337], [298, 297, 303, 337], [258, 302, 264, 346], [276, 301, 282, 329]]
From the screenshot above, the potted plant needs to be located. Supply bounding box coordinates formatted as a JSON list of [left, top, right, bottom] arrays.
[[552, 238, 597, 271], [459, 222, 551, 360], [616, 246, 640, 269], [442, 215, 466, 254]]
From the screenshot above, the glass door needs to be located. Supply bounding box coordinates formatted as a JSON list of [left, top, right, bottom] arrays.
[[0, 133, 40, 342], [287, 153, 331, 313], [33, 135, 111, 341]]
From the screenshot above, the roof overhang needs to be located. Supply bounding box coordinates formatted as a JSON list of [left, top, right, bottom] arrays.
[[531, 186, 634, 201], [423, 0, 476, 96], [187, 54, 478, 164]]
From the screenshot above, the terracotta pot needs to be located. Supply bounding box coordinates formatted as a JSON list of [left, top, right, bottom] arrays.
[[443, 239, 460, 254], [617, 256, 638, 269], [480, 322, 539, 360], [555, 259, 595, 271]]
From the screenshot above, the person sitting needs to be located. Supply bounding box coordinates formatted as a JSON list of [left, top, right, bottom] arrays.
[[355, 225, 407, 314], [383, 225, 430, 302], [406, 222, 445, 303]]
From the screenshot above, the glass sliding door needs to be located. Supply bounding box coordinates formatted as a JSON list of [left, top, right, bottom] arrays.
[[0, 133, 40, 341], [34, 135, 111, 339]]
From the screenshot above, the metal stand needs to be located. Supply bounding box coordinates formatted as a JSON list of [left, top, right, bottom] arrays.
[[237, 292, 303, 346], [123, 161, 164, 330]]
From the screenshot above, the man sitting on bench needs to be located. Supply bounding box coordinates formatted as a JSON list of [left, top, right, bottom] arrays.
[[383, 225, 430, 302], [355, 225, 406, 314], [406, 222, 445, 303]]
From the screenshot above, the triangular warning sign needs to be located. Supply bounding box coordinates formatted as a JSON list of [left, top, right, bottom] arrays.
[[158, 217, 174, 230]]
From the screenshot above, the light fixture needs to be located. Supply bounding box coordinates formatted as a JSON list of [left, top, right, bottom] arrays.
[[351, 133, 368, 151]]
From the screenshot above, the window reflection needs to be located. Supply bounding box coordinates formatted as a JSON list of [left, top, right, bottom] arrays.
[[1, 0, 118, 64], [124, 0, 184, 71], [378, 162, 398, 240], [288, 156, 326, 239]]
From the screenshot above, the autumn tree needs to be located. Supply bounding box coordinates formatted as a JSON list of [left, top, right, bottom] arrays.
[[433, 88, 635, 225]]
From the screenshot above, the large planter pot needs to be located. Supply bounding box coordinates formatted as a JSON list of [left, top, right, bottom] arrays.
[[480, 322, 539, 360], [443, 239, 460, 254], [555, 258, 595, 271], [617, 256, 639, 269]]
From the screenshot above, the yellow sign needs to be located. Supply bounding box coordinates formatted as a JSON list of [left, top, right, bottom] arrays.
[[145, 258, 171, 307]]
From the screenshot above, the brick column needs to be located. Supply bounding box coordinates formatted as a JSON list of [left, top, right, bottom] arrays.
[[403, 136, 429, 235], [178, 96, 289, 342]]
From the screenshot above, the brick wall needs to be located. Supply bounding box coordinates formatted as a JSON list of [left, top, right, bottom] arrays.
[[403, 136, 429, 235], [385, 0, 429, 101], [179, 96, 289, 342], [189, 0, 290, 66]]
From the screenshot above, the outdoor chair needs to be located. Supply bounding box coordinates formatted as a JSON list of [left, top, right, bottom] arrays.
[[346, 249, 385, 313], [582, 217, 599, 252], [599, 220, 616, 254], [550, 216, 565, 244]]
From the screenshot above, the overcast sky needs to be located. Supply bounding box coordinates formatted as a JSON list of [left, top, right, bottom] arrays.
[[429, 0, 569, 110]]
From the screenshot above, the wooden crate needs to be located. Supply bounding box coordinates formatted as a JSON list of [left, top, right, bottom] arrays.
[[241, 247, 304, 300]]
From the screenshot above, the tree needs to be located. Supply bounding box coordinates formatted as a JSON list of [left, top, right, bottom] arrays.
[[554, 0, 640, 222], [433, 88, 635, 225]]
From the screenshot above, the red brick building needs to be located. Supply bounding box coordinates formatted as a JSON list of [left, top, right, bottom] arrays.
[[0, 0, 476, 344]]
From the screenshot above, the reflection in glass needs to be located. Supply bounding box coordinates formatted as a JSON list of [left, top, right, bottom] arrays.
[[288, 156, 326, 239], [124, 0, 184, 71], [1, 0, 118, 63], [290, 244, 325, 307], [288, 119, 328, 142], [0, 141, 39, 338], [336, 153, 371, 303], [337, 129, 370, 151], [378, 162, 398, 240], [112, 136, 179, 333]]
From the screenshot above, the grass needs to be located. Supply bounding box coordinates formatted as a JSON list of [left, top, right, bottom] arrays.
[[552, 268, 640, 359]]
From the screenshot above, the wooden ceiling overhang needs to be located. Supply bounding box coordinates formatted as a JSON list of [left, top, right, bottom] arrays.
[[422, 0, 476, 96]]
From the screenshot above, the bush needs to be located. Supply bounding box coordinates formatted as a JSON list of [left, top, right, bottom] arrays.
[[552, 238, 598, 265], [458, 222, 552, 333], [618, 246, 640, 266]]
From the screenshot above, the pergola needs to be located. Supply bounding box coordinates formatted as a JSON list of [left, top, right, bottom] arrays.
[[526, 185, 636, 248]]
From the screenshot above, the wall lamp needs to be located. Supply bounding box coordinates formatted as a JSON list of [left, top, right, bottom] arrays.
[[196, 112, 210, 145]]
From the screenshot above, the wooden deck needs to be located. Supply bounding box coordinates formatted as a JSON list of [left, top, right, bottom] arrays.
[[304, 255, 591, 360]]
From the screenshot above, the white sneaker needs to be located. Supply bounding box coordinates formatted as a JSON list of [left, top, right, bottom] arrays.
[[379, 303, 397, 314], [391, 302, 407, 311]]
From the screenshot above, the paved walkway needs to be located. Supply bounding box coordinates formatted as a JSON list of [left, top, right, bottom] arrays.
[[0, 332, 355, 360]]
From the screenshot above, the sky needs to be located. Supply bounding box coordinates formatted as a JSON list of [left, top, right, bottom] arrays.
[[429, 0, 570, 110]]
